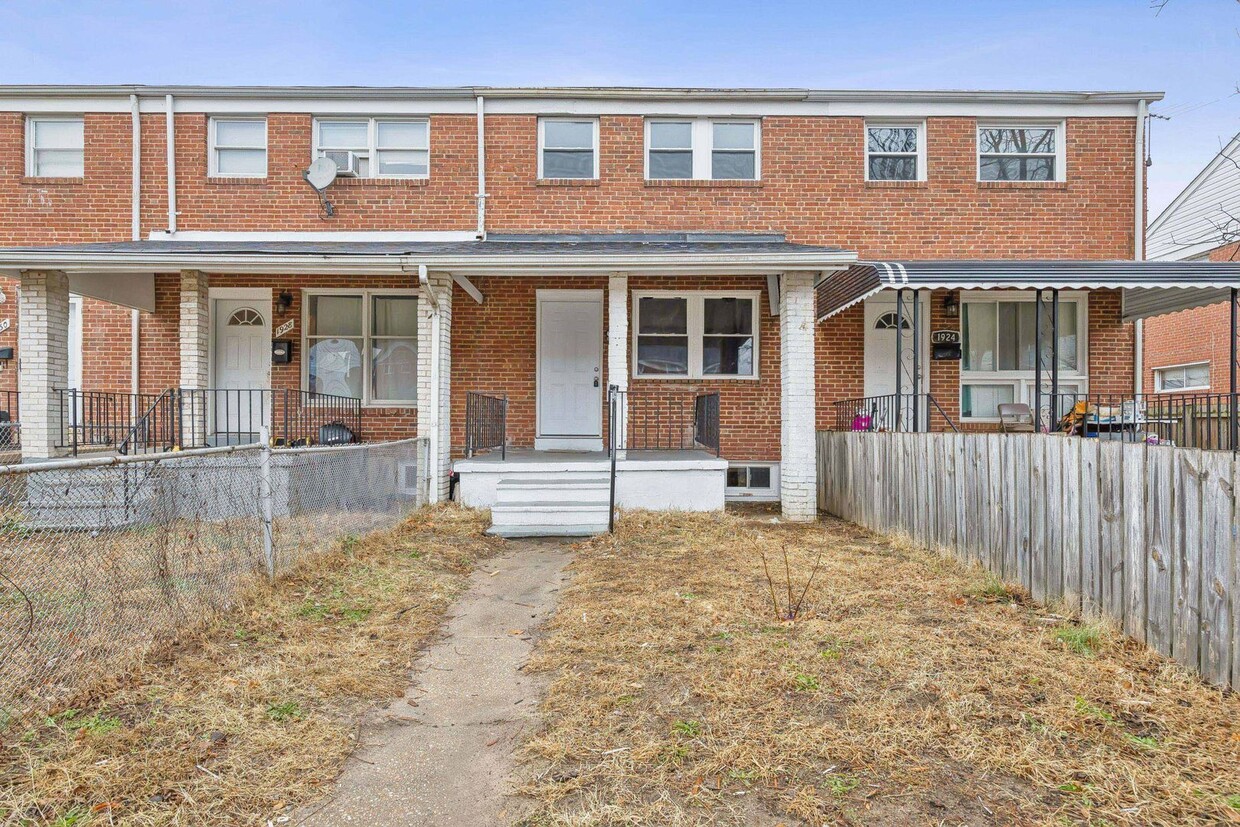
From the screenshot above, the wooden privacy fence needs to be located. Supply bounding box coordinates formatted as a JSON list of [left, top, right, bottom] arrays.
[[816, 431, 1239, 690]]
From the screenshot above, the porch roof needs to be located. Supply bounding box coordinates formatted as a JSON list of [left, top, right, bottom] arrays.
[[0, 233, 856, 277], [815, 260, 1240, 323]]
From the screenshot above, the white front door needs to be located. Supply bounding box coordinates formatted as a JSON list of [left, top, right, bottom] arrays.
[[861, 296, 929, 429], [213, 298, 271, 436], [537, 291, 603, 449]]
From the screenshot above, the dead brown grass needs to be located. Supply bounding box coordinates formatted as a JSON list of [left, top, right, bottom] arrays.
[[0, 505, 502, 826], [515, 511, 1240, 826]]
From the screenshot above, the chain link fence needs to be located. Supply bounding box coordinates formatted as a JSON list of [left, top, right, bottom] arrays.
[[0, 437, 429, 719]]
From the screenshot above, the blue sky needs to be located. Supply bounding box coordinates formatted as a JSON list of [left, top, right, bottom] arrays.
[[0, 0, 1236, 216]]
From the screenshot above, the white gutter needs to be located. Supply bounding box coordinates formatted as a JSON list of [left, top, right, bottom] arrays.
[[165, 94, 176, 234], [417, 263, 442, 503], [475, 95, 487, 240], [130, 94, 142, 399], [1134, 98, 1148, 394]]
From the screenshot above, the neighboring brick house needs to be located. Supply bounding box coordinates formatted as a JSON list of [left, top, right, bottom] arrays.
[[1144, 134, 1240, 395], [2, 84, 1234, 525]]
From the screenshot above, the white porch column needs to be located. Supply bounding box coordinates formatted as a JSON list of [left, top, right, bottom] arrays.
[[430, 273, 453, 502], [18, 270, 70, 460], [179, 270, 209, 446], [779, 271, 817, 521], [607, 273, 628, 457]]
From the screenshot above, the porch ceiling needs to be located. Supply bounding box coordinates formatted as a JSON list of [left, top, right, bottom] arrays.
[[815, 260, 1240, 322], [0, 234, 856, 278]]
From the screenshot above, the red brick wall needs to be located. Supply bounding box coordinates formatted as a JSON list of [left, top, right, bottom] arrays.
[[0, 108, 1141, 448], [1142, 242, 1240, 395]]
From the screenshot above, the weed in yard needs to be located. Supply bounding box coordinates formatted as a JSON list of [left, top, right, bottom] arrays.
[[790, 671, 820, 692], [265, 700, 304, 722], [1226, 794, 1240, 810], [1123, 733, 1159, 750], [1054, 621, 1107, 657], [51, 807, 89, 827], [824, 773, 859, 798], [670, 719, 701, 737], [967, 571, 1016, 602], [1072, 696, 1116, 724], [341, 534, 360, 553]]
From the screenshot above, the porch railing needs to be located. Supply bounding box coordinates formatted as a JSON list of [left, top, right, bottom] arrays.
[[465, 391, 507, 459], [1051, 392, 1240, 451], [56, 388, 363, 455], [0, 390, 18, 452], [608, 386, 722, 456], [833, 393, 958, 433]]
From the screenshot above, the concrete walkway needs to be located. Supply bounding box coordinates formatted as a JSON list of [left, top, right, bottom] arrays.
[[301, 538, 572, 827]]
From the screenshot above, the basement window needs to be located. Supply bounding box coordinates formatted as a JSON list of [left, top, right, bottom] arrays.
[[27, 116, 84, 177], [726, 463, 779, 501]]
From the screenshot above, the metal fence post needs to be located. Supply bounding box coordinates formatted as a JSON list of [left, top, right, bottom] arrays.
[[258, 426, 275, 579]]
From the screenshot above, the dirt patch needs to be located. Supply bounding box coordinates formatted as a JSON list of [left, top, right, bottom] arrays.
[[0, 506, 503, 826], [513, 511, 1240, 826]]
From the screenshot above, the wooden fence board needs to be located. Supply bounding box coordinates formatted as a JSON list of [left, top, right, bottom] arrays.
[[1079, 440, 1102, 616], [1122, 442, 1148, 642], [1173, 450, 1201, 668], [816, 431, 1238, 690], [1144, 447, 1174, 657], [1199, 450, 1234, 686]]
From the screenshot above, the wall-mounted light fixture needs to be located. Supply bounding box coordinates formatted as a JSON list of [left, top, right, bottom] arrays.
[[942, 292, 959, 319], [276, 291, 294, 315]]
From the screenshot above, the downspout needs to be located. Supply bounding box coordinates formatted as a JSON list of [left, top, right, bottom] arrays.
[[475, 95, 487, 240], [418, 263, 442, 503], [1133, 98, 1148, 395], [130, 94, 141, 400], [165, 94, 177, 235]]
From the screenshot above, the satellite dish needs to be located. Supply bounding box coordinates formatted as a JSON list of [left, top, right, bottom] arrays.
[[304, 157, 338, 192], [303, 157, 337, 218]]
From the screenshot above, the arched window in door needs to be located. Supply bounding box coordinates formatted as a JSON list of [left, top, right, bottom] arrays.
[[227, 307, 264, 326], [873, 311, 911, 331]]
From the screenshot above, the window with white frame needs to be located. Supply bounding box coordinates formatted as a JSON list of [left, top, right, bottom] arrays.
[[313, 118, 430, 178], [538, 118, 598, 179], [726, 462, 780, 500], [305, 291, 418, 405], [1154, 362, 1210, 393], [865, 122, 924, 181], [633, 292, 758, 378], [959, 293, 1087, 419], [645, 119, 760, 180], [209, 118, 267, 177], [978, 124, 1063, 181], [26, 116, 84, 177]]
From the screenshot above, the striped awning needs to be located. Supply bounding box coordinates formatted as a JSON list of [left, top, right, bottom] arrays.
[[816, 260, 1240, 322]]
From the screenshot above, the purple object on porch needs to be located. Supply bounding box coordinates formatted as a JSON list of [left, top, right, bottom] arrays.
[[851, 413, 871, 432]]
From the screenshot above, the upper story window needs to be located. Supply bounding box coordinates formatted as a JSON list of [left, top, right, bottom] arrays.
[[865, 122, 925, 181], [977, 124, 1063, 182], [538, 118, 598, 179], [209, 118, 267, 178], [1154, 362, 1210, 393], [634, 292, 759, 379], [26, 116, 84, 178], [645, 119, 760, 180], [313, 118, 429, 179]]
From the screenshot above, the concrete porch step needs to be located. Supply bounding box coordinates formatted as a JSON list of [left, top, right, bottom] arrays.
[[486, 522, 610, 538], [494, 476, 610, 506]]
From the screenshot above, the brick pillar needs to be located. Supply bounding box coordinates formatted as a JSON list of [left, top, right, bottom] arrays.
[[780, 271, 817, 521], [179, 270, 209, 447], [431, 273, 453, 502], [607, 273, 628, 457], [18, 270, 70, 460]]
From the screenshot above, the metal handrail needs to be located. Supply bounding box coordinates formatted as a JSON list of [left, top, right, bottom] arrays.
[[465, 391, 507, 459], [833, 393, 958, 434], [117, 388, 178, 455], [609, 387, 721, 454]]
